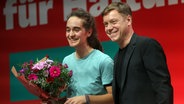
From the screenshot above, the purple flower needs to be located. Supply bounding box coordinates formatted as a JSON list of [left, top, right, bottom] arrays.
[[19, 68, 28, 75]]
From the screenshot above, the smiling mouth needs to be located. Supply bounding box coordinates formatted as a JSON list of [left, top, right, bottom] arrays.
[[107, 29, 118, 35], [68, 37, 79, 41], [68, 38, 79, 44], [108, 31, 117, 36]]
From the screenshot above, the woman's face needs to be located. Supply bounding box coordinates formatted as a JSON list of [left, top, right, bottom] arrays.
[[66, 16, 90, 48]]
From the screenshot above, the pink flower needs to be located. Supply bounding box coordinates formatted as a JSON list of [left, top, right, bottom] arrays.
[[63, 64, 68, 68], [22, 62, 28, 68], [68, 70, 73, 77], [32, 62, 46, 70], [17, 57, 72, 98], [28, 74, 38, 81], [49, 66, 61, 78]]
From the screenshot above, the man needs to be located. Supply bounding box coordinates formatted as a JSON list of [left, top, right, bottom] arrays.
[[102, 2, 173, 104]]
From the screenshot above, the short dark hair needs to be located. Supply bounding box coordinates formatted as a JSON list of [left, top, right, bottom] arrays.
[[102, 2, 132, 17]]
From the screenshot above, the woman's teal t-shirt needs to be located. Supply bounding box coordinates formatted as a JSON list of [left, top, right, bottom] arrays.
[[62, 49, 113, 97]]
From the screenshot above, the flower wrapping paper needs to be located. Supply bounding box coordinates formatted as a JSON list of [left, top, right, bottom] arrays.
[[11, 66, 49, 99], [11, 56, 72, 101]]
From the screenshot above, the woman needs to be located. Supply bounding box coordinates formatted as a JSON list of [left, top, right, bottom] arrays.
[[63, 9, 114, 104]]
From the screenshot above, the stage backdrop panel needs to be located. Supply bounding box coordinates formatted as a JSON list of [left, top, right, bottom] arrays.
[[0, 0, 184, 104]]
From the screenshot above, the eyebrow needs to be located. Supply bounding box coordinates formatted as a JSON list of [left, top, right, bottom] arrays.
[[103, 18, 118, 24], [66, 26, 80, 29], [66, 26, 81, 31]]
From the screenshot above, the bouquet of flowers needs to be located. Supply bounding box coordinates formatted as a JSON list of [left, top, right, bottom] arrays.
[[11, 56, 72, 104]]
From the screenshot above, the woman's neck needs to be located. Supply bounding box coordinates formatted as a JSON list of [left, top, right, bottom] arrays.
[[75, 45, 94, 59]]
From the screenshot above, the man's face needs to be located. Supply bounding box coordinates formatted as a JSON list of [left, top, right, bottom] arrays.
[[103, 10, 130, 43]]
